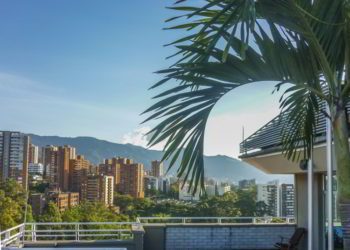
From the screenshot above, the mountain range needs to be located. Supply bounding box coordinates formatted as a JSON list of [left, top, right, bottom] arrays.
[[30, 134, 292, 184]]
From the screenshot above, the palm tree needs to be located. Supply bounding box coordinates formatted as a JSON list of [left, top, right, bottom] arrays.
[[144, 0, 350, 246]]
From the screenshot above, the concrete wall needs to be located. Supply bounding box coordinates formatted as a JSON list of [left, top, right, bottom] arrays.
[[144, 224, 296, 250]]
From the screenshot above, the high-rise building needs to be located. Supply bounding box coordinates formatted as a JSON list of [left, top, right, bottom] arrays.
[[29, 144, 39, 164], [57, 146, 71, 191], [101, 175, 114, 206], [99, 158, 121, 190], [119, 159, 144, 198], [43, 145, 58, 182], [0, 131, 30, 190], [28, 163, 44, 176], [281, 184, 295, 217], [238, 179, 256, 189], [84, 174, 100, 202], [151, 160, 164, 177], [158, 177, 170, 193], [83, 174, 114, 206], [42, 145, 76, 191], [216, 183, 231, 196], [69, 155, 90, 196], [257, 181, 281, 217], [144, 175, 159, 192]]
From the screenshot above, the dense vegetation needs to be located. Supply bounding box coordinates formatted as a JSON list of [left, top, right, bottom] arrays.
[[115, 188, 263, 219], [0, 180, 33, 230], [0, 181, 267, 230]]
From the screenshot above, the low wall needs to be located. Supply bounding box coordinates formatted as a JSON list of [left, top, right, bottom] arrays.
[[144, 224, 296, 250]]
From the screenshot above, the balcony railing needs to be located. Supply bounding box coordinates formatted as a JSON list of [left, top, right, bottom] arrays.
[[138, 216, 296, 224], [239, 102, 331, 155], [0, 221, 139, 249], [0, 217, 296, 248]]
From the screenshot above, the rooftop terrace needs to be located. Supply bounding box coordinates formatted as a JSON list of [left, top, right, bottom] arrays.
[[0, 217, 297, 250]]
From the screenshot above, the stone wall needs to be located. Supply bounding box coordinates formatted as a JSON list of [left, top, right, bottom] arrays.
[[165, 224, 296, 250]]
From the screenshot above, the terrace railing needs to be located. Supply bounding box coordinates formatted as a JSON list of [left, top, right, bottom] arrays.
[[0, 217, 296, 248], [138, 216, 295, 224], [0, 221, 139, 249], [239, 103, 329, 155]]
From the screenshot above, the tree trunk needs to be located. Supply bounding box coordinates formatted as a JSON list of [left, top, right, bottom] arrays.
[[333, 107, 350, 249]]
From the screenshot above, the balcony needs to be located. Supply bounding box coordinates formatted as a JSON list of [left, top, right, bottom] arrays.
[[0, 217, 296, 250]]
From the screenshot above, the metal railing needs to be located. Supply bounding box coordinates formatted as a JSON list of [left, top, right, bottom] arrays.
[[0, 224, 25, 248], [0, 217, 296, 248], [138, 216, 296, 225], [0, 221, 138, 249], [239, 101, 332, 155]]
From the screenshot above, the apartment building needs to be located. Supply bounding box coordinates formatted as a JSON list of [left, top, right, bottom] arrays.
[[0, 131, 30, 190], [69, 155, 90, 197], [46, 190, 79, 212], [238, 179, 256, 189], [83, 174, 114, 206], [99, 157, 121, 190], [281, 184, 295, 217], [29, 144, 39, 164], [28, 163, 44, 176], [151, 160, 164, 177], [119, 159, 144, 198], [43, 145, 76, 191]]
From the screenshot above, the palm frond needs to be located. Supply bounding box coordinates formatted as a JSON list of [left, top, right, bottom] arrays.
[[145, 0, 346, 192]]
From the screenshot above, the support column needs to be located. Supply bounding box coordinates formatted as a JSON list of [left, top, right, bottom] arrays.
[[295, 173, 325, 250], [308, 158, 313, 250], [326, 103, 334, 250]]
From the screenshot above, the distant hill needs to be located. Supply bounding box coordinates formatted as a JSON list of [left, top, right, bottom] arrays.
[[30, 134, 292, 184]]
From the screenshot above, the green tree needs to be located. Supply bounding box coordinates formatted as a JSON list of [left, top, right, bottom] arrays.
[[39, 202, 62, 222], [0, 180, 33, 230], [145, 1, 350, 246], [235, 189, 256, 216], [255, 201, 269, 217], [62, 202, 129, 222], [196, 192, 240, 217]]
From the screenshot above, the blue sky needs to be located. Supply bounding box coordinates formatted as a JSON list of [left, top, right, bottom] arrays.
[[0, 0, 283, 158]]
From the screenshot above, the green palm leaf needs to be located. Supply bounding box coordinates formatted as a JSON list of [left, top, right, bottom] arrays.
[[144, 0, 348, 193]]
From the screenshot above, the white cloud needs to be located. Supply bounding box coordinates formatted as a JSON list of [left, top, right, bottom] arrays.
[[122, 126, 165, 150]]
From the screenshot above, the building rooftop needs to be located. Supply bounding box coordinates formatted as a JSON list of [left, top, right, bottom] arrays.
[[1, 217, 296, 250]]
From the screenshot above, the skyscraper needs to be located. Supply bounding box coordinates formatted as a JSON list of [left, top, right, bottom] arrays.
[[151, 160, 164, 177], [99, 158, 121, 190], [42, 145, 76, 191], [281, 184, 295, 217], [0, 131, 30, 190], [101, 175, 114, 206], [238, 179, 256, 189], [119, 159, 144, 198], [43, 145, 58, 182], [29, 144, 39, 164], [57, 146, 71, 191], [69, 155, 90, 195], [257, 181, 281, 217], [83, 174, 114, 206]]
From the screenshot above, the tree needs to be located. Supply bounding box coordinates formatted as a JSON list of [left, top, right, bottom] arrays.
[[145, 0, 350, 246], [235, 189, 256, 216], [39, 202, 62, 222], [255, 201, 269, 217], [62, 202, 129, 223], [0, 180, 33, 230], [196, 192, 240, 217]]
